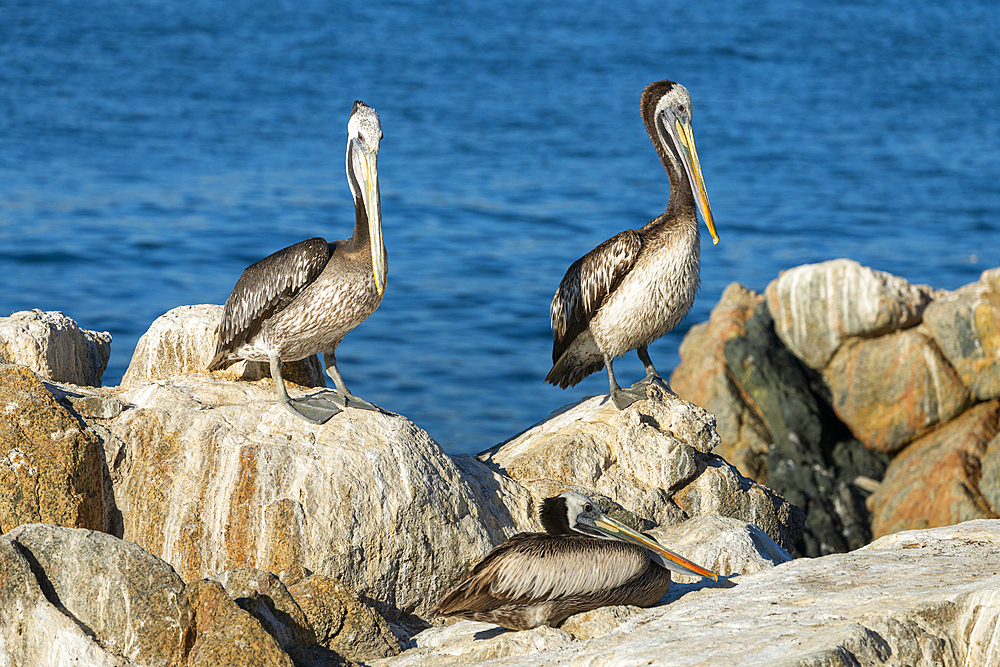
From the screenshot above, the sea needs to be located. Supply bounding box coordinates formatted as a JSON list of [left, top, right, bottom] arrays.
[[2, 0, 998, 455]]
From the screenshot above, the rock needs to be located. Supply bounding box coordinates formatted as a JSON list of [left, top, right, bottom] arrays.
[[479, 388, 804, 552], [922, 267, 1000, 401], [0, 535, 127, 667], [4, 523, 192, 667], [208, 567, 317, 655], [104, 373, 530, 620], [0, 365, 108, 533], [649, 514, 790, 582], [556, 605, 646, 640], [0, 310, 111, 387], [869, 400, 1000, 538], [671, 283, 771, 480], [379, 521, 1000, 667], [825, 329, 971, 453], [382, 621, 574, 667], [121, 304, 325, 389], [982, 432, 1000, 514], [765, 259, 935, 370], [185, 579, 295, 667], [288, 574, 401, 662]]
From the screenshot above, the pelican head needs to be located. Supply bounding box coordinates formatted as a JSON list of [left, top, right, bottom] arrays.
[[346, 100, 387, 295], [543, 491, 718, 580], [646, 81, 719, 245]]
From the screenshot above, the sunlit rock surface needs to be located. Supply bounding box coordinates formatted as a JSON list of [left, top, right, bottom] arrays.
[[0, 309, 111, 387]]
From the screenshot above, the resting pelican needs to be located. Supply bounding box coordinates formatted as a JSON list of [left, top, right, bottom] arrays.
[[546, 80, 719, 409], [432, 491, 717, 631], [208, 101, 386, 424]]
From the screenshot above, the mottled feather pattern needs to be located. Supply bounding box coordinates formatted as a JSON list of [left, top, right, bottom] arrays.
[[549, 230, 642, 364], [209, 238, 330, 369]]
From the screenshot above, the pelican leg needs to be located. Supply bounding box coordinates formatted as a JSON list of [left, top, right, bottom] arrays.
[[635, 346, 674, 394], [322, 352, 381, 412], [269, 355, 342, 424], [605, 354, 646, 410]]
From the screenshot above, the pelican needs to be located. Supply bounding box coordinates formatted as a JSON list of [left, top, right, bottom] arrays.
[[432, 491, 717, 631], [546, 80, 719, 409], [208, 100, 386, 424]]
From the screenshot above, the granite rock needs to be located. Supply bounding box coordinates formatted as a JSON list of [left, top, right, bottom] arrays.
[[869, 400, 1000, 538], [765, 259, 935, 370], [922, 267, 1000, 401], [0, 309, 111, 387], [479, 387, 804, 552], [0, 364, 109, 533], [825, 329, 971, 453], [982, 432, 1000, 514]]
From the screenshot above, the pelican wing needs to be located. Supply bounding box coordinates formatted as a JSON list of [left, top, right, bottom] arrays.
[[550, 230, 643, 363], [434, 534, 649, 616], [209, 237, 331, 368]]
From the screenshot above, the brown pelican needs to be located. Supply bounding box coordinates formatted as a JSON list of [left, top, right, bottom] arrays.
[[208, 101, 386, 424], [546, 80, 719, 409], [432, 491, 717, 631]]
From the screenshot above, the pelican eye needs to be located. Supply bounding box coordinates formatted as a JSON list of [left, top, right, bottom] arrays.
[[584, 503, 593, 513]]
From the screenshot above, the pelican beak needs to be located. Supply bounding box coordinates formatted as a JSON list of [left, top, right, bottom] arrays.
[[352, 138, 387, 296], [670, 115, 719, 246], [593, 513, 718, 581]]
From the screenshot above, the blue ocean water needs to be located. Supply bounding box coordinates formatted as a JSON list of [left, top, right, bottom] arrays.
[[2, 0, 998, 455]]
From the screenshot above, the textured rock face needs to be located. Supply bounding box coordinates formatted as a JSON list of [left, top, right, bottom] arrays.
[[826, 330, 971, 453], [0, 364, 109, 533], [0, 309, 112, 387], [289, 574, 402, 662], [869, 401, 1000, 538], [922, 268, 1000, 402], [765, 259, 935, 370], [3, 523, 192, 667], [479, 387, 804, 553], [105, 374, 534, 620], [379, 521, 1000, 667], [121, 304, 325, 389]]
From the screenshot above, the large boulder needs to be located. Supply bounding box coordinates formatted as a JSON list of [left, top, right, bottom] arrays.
[[102, 373, 535, 620], [0, 309, 111, 387], [478, 386, 804, 553], [825, 329, 971, 453], [765, 259, 935, 370], [121, 304, 325, 389], [378, 520, 1000, 667], [869, 400, 1000, 538], [0, 364, 109, 533], [2, 523, 192, 667]]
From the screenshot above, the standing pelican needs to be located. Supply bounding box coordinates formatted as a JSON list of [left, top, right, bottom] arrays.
[[432, 491, 717, 631], [546, 80, 719, 409], [208, 101, 387, 424]]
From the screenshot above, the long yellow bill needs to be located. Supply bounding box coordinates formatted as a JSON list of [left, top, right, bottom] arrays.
[[594, 514, 718, 581], [354, 141, 386, 295], [674, 119, 719, 246]]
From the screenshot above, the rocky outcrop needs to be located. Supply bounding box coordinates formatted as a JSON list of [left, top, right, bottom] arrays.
[[380, 521, 1000, 667], [479, 385, 804, 552], [0, 310, 111, 387], [672, 261, 1000, 550]]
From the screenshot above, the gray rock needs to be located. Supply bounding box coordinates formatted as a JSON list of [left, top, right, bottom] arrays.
[[983, 432, 1000, 514], [765, 259, 935, 370], [4, 523, 192, 667], [0, 536, 127, 667], [0, 309, 111, 386], [481, 388, 804, 552], [922, 267, 1000, 401], [378, 521, 1000, 667], [121, 304, 325, 389]]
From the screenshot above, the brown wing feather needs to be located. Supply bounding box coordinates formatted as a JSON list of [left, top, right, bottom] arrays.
[[208, 238, 331, 369], [433, 533, 650, 617], [549, 230, 643, 364]]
